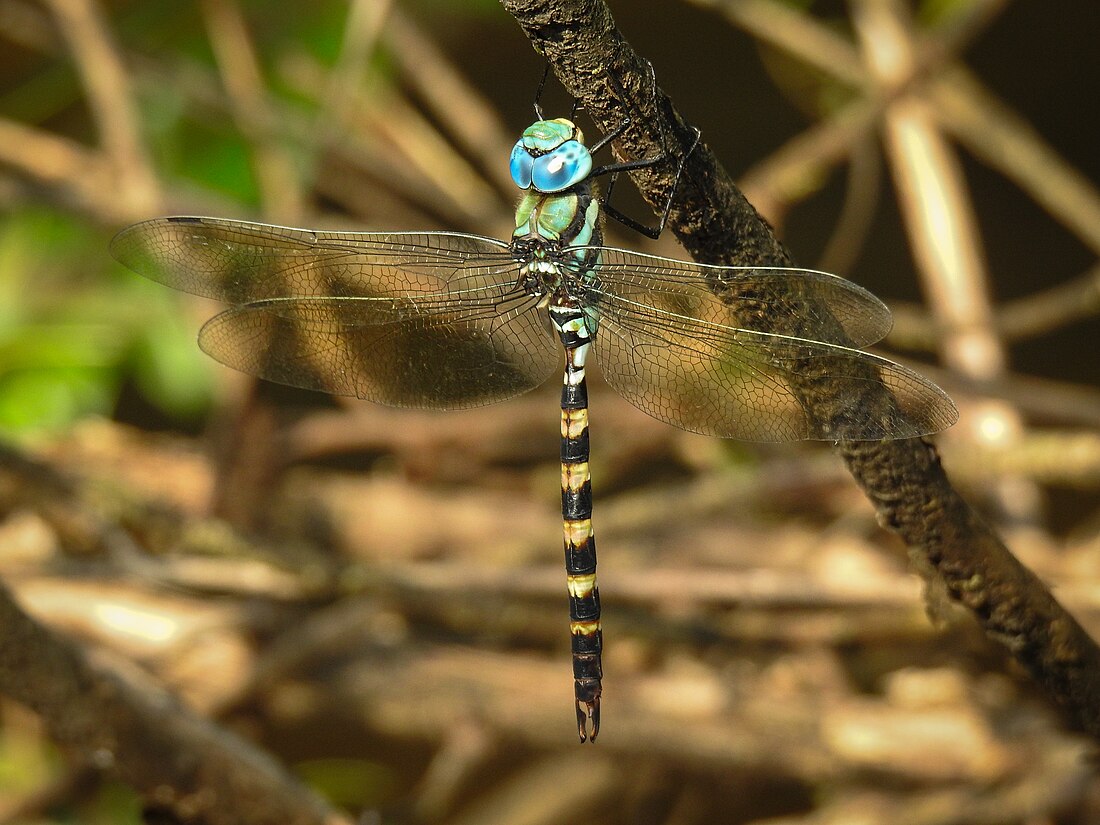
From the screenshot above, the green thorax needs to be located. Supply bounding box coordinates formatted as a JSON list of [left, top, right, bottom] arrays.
[[513, 190, 601, 248]]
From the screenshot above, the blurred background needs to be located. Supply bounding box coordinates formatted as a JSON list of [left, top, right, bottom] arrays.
[[2, 0, 1100, 822]]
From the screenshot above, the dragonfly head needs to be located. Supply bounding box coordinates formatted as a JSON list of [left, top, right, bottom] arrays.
[[510, 118, 593, 194]]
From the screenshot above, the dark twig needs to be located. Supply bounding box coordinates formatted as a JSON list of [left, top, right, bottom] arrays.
[[499, 0, 1100, 739], [0, 577, 348, 825]]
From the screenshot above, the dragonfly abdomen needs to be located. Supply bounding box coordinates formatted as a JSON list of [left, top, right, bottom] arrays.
[[553, 302, 603, 742]]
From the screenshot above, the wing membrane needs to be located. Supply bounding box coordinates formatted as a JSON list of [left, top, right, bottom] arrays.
[[593, 290, 957, 441], [111, 216, 519, 304], [113, 216, 556, 407], [198, 291, 557, 408], [579, 247, 893, 348], [112, 216, 955, 436]]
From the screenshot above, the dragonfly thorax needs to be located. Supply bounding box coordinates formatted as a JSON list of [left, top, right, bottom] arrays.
[[516, 248, 596, 300], [512, 238, 601, 343]]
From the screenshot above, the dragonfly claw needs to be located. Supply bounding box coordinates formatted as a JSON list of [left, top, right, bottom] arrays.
[[576, 698, 600, 743]]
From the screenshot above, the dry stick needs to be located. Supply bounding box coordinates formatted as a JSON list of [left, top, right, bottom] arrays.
[[0, 580, 348, 825], [730, 0, 1100, 347], [43, 0, 160, 215], [0, 117, 123, 220], [498, 0, 1100, 738], [888, 260, 1100, 353], [199, 0, 305, 223], [385, 7, 518, 196]]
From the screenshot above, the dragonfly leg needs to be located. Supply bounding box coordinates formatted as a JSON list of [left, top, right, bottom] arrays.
[[592, 61, 703, 239], [531, 61, 584, 122]]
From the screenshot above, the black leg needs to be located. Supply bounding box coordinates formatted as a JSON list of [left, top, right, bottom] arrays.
[[590, 61, 702, 239], [533, 61, 551, 120]]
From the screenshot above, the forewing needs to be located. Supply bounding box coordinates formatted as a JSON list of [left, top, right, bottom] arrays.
[[198, 290, 558, 409], [593, 291, 957, 441], [111, 216, 518, 304], [582, 247, 894, 348]]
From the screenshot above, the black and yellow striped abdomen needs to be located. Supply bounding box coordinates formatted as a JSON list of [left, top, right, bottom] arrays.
[[558, 322, 602, 742]]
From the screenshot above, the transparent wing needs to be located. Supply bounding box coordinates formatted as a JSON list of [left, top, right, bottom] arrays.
[[198, 292, 558, 409], [111, 216, 519, 303], [593, 290, 958, 442], [577, 247, 894, 347], [112, 216, 558, 407]]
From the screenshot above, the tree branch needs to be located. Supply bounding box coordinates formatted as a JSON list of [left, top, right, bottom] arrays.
[[0, 579, 349, 825]]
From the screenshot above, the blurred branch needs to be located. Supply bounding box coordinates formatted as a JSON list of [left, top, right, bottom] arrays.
[[499, 0, 1100, 741], [692, 0, 865, 85], [317, 0, 392, 130], [893, 260, 1100, 351], [738, 94, 878, 223], [997, 261, 1100, 340], [762, 739, 1088, 825], [441, 752, 622, 825], [0, 0, 505, 231], [852, 0, 1035, 523], [855, 0, 1005, 381], [198, 0, 305, 222], [384, 7, 522, 197], [921, 362, 1100, 432], [714, 0, 1100, 346], [242, 596, 1086, 791], [4, 419, 1098, 814], [720, 0, 1005, 222], [0, 117, 124, 221], [43, 0, 159, 215], [815, 134, 881, 275], [934, 66, 1100, 257], [0, 578, 348, 825]]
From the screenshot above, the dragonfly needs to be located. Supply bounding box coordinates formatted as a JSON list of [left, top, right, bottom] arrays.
[[112, 116, 957, 743]]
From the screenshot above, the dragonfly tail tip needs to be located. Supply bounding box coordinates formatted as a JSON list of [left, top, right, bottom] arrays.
[[576, 698, 600, 743]]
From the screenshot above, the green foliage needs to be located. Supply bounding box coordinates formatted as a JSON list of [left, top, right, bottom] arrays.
[[80, 782, 144, 825], [296, 757, 399, 810], [0, 210, 214, 437], [918, 0, 977, 26]]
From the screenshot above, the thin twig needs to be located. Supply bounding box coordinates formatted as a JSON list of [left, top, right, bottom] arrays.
[[198, 0, 305, 222], [43, 0, 160, 215], [385, 7, 518, 196], [933, 65, 1100, 256]]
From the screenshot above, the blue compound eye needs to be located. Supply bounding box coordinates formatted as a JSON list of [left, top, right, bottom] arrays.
[[509, 141, 534, 189], [531, 140, 592, 192]]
